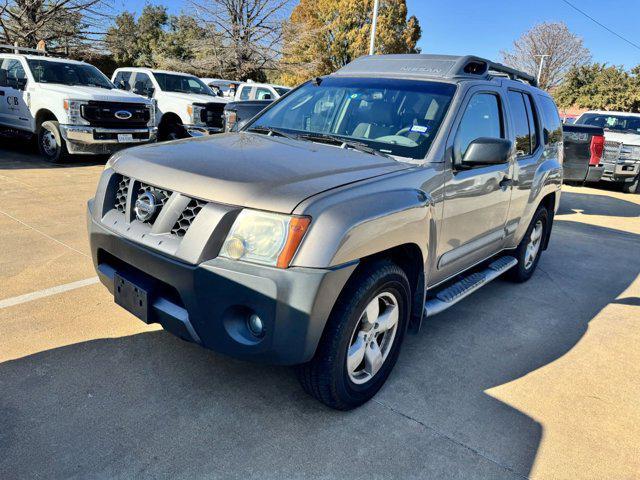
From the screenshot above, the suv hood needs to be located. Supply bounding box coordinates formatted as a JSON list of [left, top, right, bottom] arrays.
[[604, 130, 640, 147], [111, 132, 410, 213], [160, 91, 229, 105], [37, 84, 151, 104]]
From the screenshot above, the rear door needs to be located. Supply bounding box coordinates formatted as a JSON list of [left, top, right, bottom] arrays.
[[0, 58, 30, 130]]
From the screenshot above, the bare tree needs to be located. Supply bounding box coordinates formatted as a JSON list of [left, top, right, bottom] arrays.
[[501, 22, 591, 90], [189, 0, 293, 80], [0, 0, 108, 52]]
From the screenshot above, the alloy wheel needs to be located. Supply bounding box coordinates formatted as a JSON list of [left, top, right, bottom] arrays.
[[524, 220, 543, 269], [346, 292, 399, 385]]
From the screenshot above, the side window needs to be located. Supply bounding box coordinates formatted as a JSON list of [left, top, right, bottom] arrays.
[[255, 87, 272, 100], [507, 91, 531, 157], [455, 92, 503, 160], [114, 71, 132, 90], [239, 86, 251, 101], [523, 93, 539, 152], [133, 73, 153, 96], [538, 96, 562, 145], [2, 59, 27, 90]]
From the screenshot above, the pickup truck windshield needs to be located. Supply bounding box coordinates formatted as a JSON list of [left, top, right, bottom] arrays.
[[247, 77, 456, 160], [578, 113, 640, 134], [154, 73, 214, 96], [27, 59, 114, 89]]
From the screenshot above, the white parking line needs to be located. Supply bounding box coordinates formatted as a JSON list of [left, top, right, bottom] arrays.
[[0, 277, 99, 309]]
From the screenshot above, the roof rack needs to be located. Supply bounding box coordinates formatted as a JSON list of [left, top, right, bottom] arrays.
[[333, 54, 537, 87], [0, 43, 49, 56]]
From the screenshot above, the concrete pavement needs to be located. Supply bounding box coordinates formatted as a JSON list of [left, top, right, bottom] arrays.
[[1, 142, 639, 479]]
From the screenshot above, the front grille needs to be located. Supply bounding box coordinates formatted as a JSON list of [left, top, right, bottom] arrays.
[[202, 103, 225, 129], [82, 101, 150, 128], [115, 176, 130, 213], [171, 199, 206, 237]]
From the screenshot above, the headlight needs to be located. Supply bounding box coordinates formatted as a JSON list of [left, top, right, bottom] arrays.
[[187, 103, 206, 126], [63, 99, 88, 125], [148, 101, 157, 126], [224, 110, 237, 132], [220, 210, 311, 268]]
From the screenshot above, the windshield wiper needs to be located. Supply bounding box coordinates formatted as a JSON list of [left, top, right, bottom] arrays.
[[298, 132, 392, 159], [247, 126, 302, 142]]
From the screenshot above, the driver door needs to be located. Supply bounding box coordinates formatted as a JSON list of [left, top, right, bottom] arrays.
[[434, 87, 514, 285]]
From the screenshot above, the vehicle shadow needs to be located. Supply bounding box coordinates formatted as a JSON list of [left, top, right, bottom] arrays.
[[0, 229, 637, 478], [558, 190, 640, 217], [0, 139, 108, 169]]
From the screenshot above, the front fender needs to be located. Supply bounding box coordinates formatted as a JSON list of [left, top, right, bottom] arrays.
[[292, 188, 432, 270]]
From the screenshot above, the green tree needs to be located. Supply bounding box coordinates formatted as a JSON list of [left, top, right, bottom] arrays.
[[554, 64, 640, 112], [279, 0, 421, 85]]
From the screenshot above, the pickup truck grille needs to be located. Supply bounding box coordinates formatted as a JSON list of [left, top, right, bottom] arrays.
[[201, 103, 225, 129], [111, 174, 206, 237], [82, 101, 150, 128]]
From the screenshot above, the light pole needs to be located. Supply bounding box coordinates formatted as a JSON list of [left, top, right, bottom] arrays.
[[534, 54, 550, 86], [369, 0, 380, 55]]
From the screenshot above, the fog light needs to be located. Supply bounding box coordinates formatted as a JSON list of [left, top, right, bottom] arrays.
[[247, 314, 264, 337]]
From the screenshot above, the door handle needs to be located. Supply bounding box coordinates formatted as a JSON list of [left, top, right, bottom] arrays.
[[499, 176, 513, 188]]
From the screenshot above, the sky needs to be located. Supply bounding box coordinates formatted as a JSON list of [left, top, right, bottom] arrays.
[[121, 0, 640, 68]]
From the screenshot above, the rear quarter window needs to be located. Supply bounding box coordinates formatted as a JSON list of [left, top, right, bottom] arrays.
[[538, 96, 562, 145]]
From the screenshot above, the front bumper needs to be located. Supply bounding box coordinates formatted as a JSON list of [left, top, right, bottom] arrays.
[[601, 160, 640, 183], [87, 203, 356, 365], [185, 125, 223, 137], [60, 125, 157, 155]]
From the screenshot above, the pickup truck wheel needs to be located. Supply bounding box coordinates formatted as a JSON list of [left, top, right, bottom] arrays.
[[622, 175, 640, 194], [508, 206, 549, 283], [38, 120, 68, 163], [158, 119, 185, 141], [297, 260, 410, 410]]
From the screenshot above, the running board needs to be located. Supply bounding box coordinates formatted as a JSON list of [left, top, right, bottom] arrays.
[[424, 256, 518, 317]]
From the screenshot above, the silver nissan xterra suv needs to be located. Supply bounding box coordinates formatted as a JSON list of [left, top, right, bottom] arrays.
[[88, 55, 563, 410]]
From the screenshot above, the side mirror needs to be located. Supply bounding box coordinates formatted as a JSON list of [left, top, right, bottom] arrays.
[[117, 80, 128, 90], [145, 87, 155, 98], [461, 137, 512, 166], [16, 77, 27, 90], [262, 93, 272, 100]]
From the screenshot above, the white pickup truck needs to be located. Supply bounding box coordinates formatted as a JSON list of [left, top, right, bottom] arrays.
[[234, 82, 291, 102], [112, 68, 229, 141], [0, 46, 157, 163]]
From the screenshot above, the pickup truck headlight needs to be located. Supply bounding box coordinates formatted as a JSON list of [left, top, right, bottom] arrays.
[[620, 145, 640, 161], [148, 101, 157, 126], [220, 210, 311, 268], [63, 99, 89, 125], [187, 103, 206, 126]]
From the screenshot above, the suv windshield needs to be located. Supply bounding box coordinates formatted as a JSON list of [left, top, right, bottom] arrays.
[[154, 73, 214, 96], [247, 77, 456, 160], [578, 113, 640, 134], [27, 59, 114, 89]]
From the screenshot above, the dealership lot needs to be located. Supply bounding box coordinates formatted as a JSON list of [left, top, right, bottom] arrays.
[[1, 142, 639, 479]]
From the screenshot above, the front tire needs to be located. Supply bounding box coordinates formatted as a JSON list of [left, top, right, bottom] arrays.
[[38, 120, 67, 163], [297, 260, 410, 410], [507, 205, 549, 283]]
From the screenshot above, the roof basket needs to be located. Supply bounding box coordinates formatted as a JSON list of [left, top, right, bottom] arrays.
[[0, 43, 49, 56]]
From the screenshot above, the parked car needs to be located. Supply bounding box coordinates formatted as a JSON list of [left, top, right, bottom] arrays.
[[575, 110, 640, 193], [112, 68, 229, 141], [562, 124, 605, 184], [201, 78, 238, 98], [0, 45, 156, 162], [223, 99, 272, 132], [88, 54, 562, 410], [234, 81, 291, 101]]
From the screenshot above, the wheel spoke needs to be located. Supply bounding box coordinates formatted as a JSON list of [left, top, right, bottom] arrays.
[[363, 298, 379, 326], [347, 333, 366, 374], [531, 226, 542, 242], [364, 341, 383, 377], [376, 304, 398, 333]]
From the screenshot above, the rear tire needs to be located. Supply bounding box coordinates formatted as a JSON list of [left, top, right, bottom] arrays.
[[297, 260, 410, 410], [507, 205, 549, 283], [158, 117, 186, 141], [38, 120, 67, 163], [622, 175, 640, 194]]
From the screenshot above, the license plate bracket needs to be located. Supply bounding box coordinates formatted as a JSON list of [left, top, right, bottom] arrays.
[[114, 273, 151, 323]]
